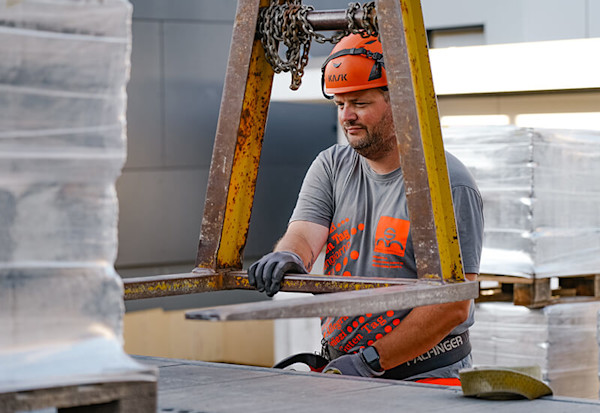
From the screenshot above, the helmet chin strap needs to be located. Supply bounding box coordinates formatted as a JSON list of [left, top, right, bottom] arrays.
[[321, 74, 335, 100]]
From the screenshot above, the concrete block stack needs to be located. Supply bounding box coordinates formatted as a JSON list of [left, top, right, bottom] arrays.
[[444, 125, 600, 399], [0, 0, 154, 396]]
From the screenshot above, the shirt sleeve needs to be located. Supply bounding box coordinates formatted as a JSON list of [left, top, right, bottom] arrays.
[[289, 152, 335, 229], [452, 185, 484, 274]]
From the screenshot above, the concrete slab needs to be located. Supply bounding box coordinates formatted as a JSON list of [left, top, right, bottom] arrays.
[[134, 356, 600, 412]]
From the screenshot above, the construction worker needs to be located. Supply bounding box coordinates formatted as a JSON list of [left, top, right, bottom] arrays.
[[249, 33, 483, 384]]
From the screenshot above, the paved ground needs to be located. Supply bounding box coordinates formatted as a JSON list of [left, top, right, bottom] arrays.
[[135, 356, 600, 412]]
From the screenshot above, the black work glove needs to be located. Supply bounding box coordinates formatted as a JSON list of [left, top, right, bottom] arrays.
[[248, 251, 307, 297], [323, 351, 384, 378]]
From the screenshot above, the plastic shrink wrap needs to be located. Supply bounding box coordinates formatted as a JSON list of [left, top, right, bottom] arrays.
[[470, 302, 600, 399], [0, 0, 154, 393], [443, 125, 600, 278]]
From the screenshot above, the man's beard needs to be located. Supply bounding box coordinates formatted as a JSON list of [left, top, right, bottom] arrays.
[[344, 114, 395, 160]]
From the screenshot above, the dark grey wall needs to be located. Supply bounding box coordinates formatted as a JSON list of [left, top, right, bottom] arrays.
[[247, 103, 338, 257]]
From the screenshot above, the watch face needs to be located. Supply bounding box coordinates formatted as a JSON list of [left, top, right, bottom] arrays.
[[363, 346, 378, 363], [362, 346, 381, 371]]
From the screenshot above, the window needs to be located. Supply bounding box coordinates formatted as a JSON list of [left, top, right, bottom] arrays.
[[427, 25, 485, 48]]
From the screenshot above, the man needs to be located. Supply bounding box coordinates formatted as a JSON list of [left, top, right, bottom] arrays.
[[249, 33, 483, 383]]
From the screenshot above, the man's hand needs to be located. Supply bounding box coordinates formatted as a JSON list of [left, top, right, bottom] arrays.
[[248, 251, 307, 297], [323, 351, 384, 378]]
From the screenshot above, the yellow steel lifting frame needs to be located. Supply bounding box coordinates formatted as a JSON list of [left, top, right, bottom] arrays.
[[124, 0, 479, 320], [379, 0, 464, 281]]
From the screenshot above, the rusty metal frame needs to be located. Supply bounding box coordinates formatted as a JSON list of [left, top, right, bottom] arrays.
[[195, 0, 273, 271], [126, 270, 410, 300], [377, 0, 465, 282], [124, 0, 479, 319], [187, 281, 477, 321]]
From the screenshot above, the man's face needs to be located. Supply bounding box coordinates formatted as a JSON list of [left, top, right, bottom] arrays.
[[333, 88, 395, 161]]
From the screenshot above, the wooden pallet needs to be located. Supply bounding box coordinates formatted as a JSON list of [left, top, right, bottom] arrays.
[[0, 381, 156, 412], [477, 274, 600, 308]]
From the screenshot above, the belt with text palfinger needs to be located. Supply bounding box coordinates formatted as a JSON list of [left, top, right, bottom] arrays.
[[324, 330, 471, 380]]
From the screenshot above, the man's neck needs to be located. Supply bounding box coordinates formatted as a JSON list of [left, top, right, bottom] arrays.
[[364, 145, 401, 175]]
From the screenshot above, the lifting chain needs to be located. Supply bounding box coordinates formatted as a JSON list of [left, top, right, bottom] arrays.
[[258, 1, 378, 90]]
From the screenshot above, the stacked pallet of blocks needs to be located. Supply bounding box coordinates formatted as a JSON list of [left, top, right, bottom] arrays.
[[470, 301, 600, 399], [444, 125, 600, 399], [0, 1, 156, 411]]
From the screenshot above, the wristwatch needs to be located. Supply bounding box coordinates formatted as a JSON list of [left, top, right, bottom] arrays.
[[361, 346, 383, 372]]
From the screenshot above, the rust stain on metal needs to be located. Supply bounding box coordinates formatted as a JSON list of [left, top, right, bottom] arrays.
[[196, 0, 265, 270], [124, 270, 415, 300], [216, 36, 275, 270], [378, 0, 440, 281], [227, 271, 410, 293], [401, 0, 464, 284], [378, 0, 465, 283], [123, 269, 222, 300]]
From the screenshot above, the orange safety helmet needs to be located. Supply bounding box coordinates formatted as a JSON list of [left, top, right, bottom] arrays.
[[321, 33, 387, 99]]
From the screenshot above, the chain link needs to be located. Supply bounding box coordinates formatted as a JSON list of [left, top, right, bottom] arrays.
[[359, 1, 378, 38], [258, 1, 378, 90]]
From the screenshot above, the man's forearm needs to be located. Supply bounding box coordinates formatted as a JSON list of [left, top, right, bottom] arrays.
[[372, 273, 476, 370], [274, 233, 317, 272], [248, 221, 327, 296], [372, 298, 471, 370], [273, 221, 328, 273]]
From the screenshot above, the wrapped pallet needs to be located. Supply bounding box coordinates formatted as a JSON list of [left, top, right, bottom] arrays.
[[446, 126, 600, 399], [471, 302, 600, 399], [0, 0, 155, 405], [443, 125, 600, 278]]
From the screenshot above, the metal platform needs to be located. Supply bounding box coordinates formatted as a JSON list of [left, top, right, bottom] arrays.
[[135, 356, 600, 412]]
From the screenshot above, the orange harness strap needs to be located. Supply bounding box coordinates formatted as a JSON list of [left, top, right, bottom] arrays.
[[416, 378, 462, 387]]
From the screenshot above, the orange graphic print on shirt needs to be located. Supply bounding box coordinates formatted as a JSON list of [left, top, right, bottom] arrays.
[[324, 218, 364, 276], [322, 215, 410, 352], [374, 216, 410, 257]]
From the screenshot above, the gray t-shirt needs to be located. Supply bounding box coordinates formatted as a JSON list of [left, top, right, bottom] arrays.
[[290, 144, 484, 354]]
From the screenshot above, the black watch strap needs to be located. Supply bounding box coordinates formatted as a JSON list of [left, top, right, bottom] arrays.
[[361, 346, 383, 372]]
